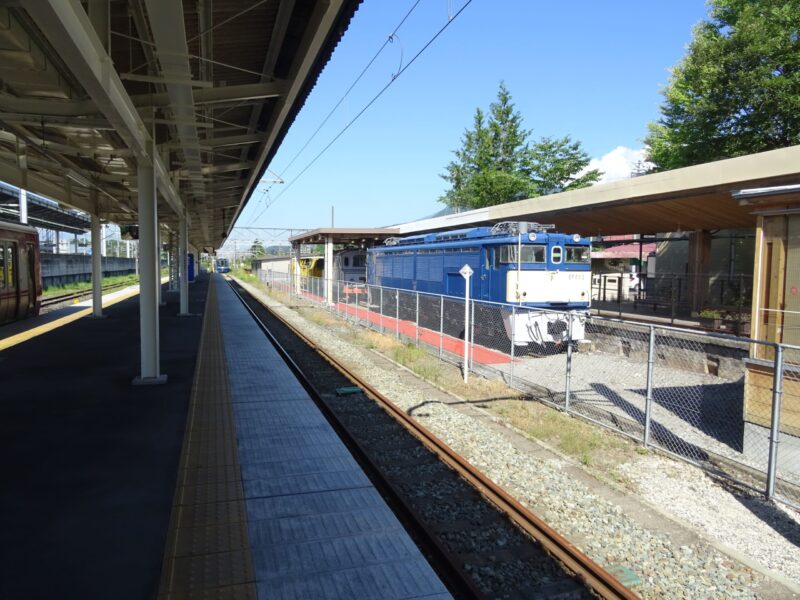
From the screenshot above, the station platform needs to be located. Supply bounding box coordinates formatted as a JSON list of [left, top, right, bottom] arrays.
[[0, 274, 448, 599]]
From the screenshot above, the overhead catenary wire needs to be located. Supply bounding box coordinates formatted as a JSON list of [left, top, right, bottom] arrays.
[[273, 0, 423, 179], [247, 0, 474, 225]]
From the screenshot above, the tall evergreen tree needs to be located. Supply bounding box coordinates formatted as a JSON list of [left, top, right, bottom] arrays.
[[646, 0, 800, 170], [440, 83, 600, 209]]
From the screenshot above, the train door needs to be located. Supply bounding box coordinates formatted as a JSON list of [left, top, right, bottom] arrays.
[[7, 243, 20, 318], [480, 247, 493, 301], [26, 243, 36, 314], [0, 241, 7, 323]]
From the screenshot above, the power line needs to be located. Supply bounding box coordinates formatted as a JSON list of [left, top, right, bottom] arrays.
[[274, 0, 423, 179], [247, 0, 473, 225]]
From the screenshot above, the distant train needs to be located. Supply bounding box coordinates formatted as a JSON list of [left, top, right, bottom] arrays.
[[216, 257, 230, 273], [368, 222, 591, 347], [298, 256, 324, 278], [0, 222, 42, 325]]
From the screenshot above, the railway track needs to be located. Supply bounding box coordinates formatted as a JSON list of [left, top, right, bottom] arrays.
[[227, 277, 638, 600], [41, 281, 133, 308]]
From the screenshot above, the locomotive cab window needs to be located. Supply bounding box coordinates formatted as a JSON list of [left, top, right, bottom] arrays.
[[566, 245, 590, 264], [343, 257, 349, 267], [551, 245, 563, 265], [353, 255, 365, 268], [498, 245, 545, 264]]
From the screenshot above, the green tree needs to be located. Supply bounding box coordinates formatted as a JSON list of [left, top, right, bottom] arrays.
[[528, 136, 601, 194], [440, 83, 600, 209], [249, 239, 267, 257], [645, 0, 800, 170]]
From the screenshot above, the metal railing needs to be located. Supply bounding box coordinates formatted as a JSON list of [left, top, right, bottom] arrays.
[[258, 270, 800, 508], [591, 272, 753, 331]]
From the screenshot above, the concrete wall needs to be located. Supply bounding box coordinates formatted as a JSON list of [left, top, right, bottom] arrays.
[[41, 254, 136, 288]]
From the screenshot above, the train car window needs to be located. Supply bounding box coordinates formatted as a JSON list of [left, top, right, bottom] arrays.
[[0, 243, 5, 288], [343, 257, 350, 267], [498, 245, 545, 264], [353, 255, 365, 267], [566, 245, 590, 263], [7, 244, 16, 287], [551, 245, 563, 265], [485, 249, 491, 270]]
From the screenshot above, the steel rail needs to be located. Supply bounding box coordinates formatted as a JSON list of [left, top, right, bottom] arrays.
[[41, 280, 133, 307], [228, 277, 639, 600]]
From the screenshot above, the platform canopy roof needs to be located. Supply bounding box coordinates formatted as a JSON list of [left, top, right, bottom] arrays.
[[397, 145, 800, 238], [0, 0, 361, 251], [289, 227, 400, 247]]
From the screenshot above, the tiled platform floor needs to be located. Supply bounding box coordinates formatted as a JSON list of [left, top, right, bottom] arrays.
[[161, 275, 450, 599]]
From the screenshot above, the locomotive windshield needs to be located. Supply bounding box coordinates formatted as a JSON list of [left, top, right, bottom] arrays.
[[566, 246, 591, 263], [498, 245, 545, 264]]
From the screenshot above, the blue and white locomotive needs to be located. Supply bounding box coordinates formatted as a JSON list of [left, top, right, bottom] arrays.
[[367, 222, 591, 346]]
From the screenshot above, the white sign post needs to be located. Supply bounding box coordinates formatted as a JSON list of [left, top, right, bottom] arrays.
[[460, 264, 474, 383]]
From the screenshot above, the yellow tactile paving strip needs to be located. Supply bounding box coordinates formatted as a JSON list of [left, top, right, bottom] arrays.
[[0, 286, 141, 352], [158, 278, 256, 600]]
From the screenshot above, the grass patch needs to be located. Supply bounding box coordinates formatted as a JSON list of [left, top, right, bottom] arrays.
[[43, 273, 139, 298], [299, 307, 338, 328], [393, 343, 442, 383], [490, 398, 638, 487], [354, 330, 402, 352]]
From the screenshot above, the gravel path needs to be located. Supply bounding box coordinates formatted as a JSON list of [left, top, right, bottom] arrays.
[[242, 280, 800, 599]]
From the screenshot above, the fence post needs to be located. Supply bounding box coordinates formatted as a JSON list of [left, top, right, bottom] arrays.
[[469, 300, 476, 371], [617, 276, 623, 317], [670, 276, 677, 325], [766, 345, 785, 500], [510, 306, 515, 388], [380, 287, 384, 334], [737, 274, 745, 336], [463, 294, 470, 384], [644, 326, 656, 448], [564, 312, 573, 412], [415, 292, 420, 347], [439, 298, 444, 360], [395, 290, 400, 340]]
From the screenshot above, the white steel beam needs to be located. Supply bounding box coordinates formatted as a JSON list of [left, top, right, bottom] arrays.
[[232, 0, 347, 232], [22, 0, 184, 217]]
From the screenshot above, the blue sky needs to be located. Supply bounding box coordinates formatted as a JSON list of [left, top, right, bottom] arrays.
[[233, 0, 710, 242]]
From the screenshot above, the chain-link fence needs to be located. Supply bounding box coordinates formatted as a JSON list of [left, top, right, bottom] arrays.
[[256, 270, 800, 508]]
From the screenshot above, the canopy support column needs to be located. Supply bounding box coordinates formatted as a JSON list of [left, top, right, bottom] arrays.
[[91, 210, 104, 318], [133, 161, 166, 385], [178, 216, 190, 316]]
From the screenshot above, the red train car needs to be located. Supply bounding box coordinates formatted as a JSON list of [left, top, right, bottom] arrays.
[[0, 222, 41, 325]]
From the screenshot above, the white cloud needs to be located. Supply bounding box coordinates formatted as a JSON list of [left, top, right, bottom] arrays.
[[585, 146, 652, 183]]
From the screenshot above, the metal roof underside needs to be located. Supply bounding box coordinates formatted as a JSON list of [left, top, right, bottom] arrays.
[[0, 0, 361, 251], [397, 145, 800, 237]]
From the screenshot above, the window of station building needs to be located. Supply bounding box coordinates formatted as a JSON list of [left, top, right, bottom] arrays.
[[551, 245, 563, 264], [498, 245, 545, 264], [566, 245, 590, 264]]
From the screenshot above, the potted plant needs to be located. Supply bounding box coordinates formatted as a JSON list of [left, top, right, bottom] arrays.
[[698, 308, 723, 331]]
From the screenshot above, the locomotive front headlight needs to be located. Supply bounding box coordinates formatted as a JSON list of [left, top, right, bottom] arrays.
[[572, 234, 581, 242], [528, 233, 537, 241]]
